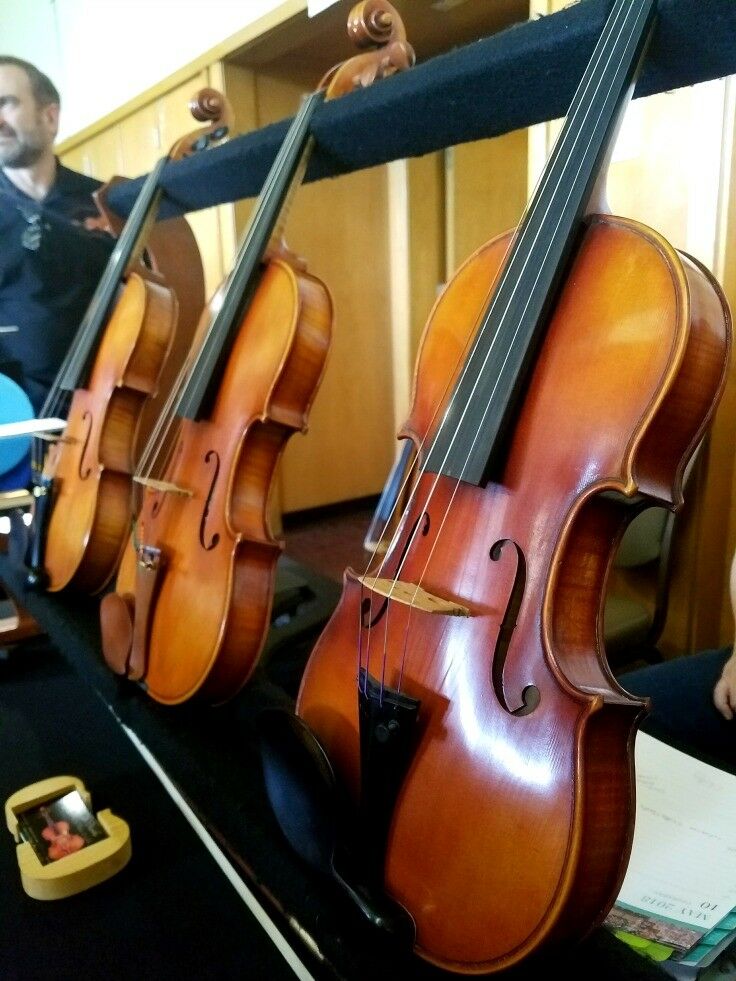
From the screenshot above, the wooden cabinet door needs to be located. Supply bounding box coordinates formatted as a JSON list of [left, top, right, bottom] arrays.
[[59, 125, 124, 182]]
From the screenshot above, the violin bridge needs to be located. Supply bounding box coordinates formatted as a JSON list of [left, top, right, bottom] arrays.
[[357, 576, 470, 616], [39, 434, 76, 444], [133, 476, 193, 497]]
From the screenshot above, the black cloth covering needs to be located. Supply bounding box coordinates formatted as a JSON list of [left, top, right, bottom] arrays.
[[0, 643, 317, 981], [105, 0, 736, 221]]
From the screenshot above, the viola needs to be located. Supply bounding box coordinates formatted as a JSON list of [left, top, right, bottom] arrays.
[[24, 90, 232, 594], [99, 1, 415, 705], [286, 0, 731, 971]]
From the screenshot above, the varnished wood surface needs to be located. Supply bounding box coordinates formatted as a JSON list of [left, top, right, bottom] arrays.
[[113, 259, 331, 704], [44, 275, 177, 594], [297, 216, 730, 972]]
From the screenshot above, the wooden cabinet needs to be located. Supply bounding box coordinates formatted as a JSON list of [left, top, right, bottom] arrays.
[[59, 70, 228, 301]]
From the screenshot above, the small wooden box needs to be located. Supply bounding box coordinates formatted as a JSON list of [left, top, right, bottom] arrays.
[[5, 775, 131, 900]]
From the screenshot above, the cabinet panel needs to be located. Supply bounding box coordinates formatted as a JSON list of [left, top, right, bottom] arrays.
[[446, 130, 529, 274], [118, 102, 160, 176], [60, 125, 124, 182], [58, 142, 87, 176]]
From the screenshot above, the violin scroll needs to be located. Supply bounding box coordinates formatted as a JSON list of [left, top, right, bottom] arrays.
[[169, 87, 234, 161], [320, 1, 415, 99], [90, 87, 232, 238], [347, 0, 407, 48], [189, 87, 229, 123]]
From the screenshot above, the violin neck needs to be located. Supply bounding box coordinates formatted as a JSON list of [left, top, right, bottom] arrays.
[[176, 90, 325, 423], [54, 157, 168, 397], [425, 0, 657, 486]]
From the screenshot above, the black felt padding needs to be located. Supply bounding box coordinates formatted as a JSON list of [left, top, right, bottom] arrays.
[[105, 0, 736, 220], [0, 644, 311, 981]]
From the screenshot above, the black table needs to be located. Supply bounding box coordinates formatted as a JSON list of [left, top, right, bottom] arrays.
[[0, 549, 670, 981]]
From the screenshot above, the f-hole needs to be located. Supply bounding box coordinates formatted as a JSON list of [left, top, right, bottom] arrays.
[[77, 411, 94, 480], [199, 449, 221, 551], [490, 538, 538, 716], [361, 511, 430, 629]]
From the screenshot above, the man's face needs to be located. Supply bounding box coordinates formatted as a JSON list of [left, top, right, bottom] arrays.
[[0, 65, 58, 168]]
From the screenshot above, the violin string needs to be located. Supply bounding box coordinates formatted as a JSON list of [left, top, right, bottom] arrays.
[[356, 269, 517, 691], [135, 297, 233, 491], [97, 116, 232, 484], [112, 122, 230, 481], [272, 135, 316, 250], [416, 0, 647, 528], [363, 0, 640, 698], [107, 120, 232, 486], [30, 159, 169, 478], [358, 0, 633, 692], [135, 309, 210, 480], [391, 0, 646, 694], [129, 100, 312, 536], [34, 281, 105, 472], [111, 307, 193, 541], [139, 373, 189, 484], [27, 117, 223, 549], [176, 94, 321, 405], [361, 0, 633, 586], [136, 105, 306, 476]]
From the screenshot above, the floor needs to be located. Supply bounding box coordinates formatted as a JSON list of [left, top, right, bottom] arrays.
[[281, 497, 379, 584]]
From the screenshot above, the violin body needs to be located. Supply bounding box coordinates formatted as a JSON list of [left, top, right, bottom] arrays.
[[297, 215, 730, 972], [26, 89, 233, 595], [93, 194, 206, 464], [100, 2, 414, 702], [43, 272, 177, 593], [112, 256, 331, 704]]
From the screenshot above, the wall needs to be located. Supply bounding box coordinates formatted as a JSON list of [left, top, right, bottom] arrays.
[[0, 0, 61, 93], [0, 0, 286, 140]]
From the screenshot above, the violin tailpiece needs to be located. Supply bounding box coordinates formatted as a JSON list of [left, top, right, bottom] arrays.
[[127, 546, 165, 681]]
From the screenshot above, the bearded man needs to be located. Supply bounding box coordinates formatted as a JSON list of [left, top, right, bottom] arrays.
[[0, 56, 113, 444]]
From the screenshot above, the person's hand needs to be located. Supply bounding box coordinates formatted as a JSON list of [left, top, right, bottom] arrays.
[[713, 650, 736, 720], [81, 214, 110, 233]]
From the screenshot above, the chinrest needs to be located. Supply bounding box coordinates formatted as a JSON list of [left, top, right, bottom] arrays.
[[257, 707, 415, 941]]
